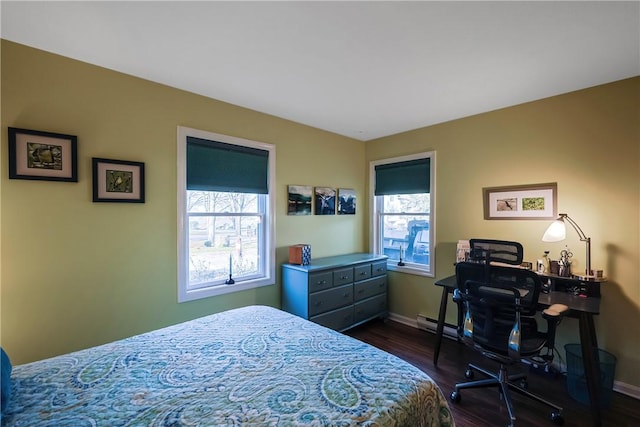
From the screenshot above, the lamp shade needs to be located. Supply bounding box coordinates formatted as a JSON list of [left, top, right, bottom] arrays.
[[542, 219, 566, 242]]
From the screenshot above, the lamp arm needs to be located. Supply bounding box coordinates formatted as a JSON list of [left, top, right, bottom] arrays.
[[562, 214, 591, 275], [562, 214, 588, 241]]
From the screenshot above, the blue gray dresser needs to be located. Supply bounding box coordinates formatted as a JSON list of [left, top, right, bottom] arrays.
[[282, 253, 388, 331]]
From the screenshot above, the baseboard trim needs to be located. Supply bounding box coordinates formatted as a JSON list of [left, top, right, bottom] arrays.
[[386, 311, 640, 401]]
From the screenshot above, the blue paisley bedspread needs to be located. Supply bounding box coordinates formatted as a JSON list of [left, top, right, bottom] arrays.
[[3, 305, 454, 426]]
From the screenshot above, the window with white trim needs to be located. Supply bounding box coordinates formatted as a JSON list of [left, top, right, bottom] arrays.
[[370, 152, 435, 276], [177, 127, 275, 302]]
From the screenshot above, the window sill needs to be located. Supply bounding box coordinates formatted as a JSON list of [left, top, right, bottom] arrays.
[[386, 262, 434, 278], [179, 278, 274, 302]]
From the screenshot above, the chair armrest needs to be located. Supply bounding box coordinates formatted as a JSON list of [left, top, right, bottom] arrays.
[[541, 304, 568, 354], [542, 303, 568, 319]]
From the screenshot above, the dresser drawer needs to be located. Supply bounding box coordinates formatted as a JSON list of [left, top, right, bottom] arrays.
[[371, 261, 387, 277], [311, 306, 354, 331], [354, 275, 387, 302], [354, 294, 387, 323], [333, 267, 354, 286], [309, 284, 353, 316], [308, 271, 333, 292], [354, 264, 371, 281]]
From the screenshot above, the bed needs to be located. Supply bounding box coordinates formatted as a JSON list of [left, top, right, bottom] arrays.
[[2, 305, 454, 426]]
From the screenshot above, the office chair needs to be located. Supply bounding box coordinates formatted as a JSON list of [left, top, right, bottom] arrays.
[[450, 239, 567, 427]]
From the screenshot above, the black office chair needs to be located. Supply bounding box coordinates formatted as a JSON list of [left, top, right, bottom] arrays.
[[450, 239, 567, 427]]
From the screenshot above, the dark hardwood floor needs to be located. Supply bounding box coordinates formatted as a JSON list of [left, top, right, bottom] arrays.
[[345, 319, 640, 427]]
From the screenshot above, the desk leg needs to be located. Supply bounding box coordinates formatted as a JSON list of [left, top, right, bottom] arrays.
[[433, 287, 449, 366], [579, 312, 601, 427]]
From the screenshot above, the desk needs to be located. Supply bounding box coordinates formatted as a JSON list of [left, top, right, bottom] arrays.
[[433, 275, 603, 427]]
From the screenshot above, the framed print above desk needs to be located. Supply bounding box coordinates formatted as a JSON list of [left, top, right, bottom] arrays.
[[483, 182, 557, 220]]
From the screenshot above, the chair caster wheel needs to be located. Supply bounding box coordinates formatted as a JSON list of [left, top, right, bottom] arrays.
[[465, 368, 474, 379], [550, 412, 564, 425], [450, 391, 461, 403], [519, 379, 528, 389]]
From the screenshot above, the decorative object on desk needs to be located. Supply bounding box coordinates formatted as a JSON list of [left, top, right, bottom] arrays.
[[289, 244, 311, 265], [558, 247, 573, 277], [337, 188, 356, 215], [542, 213, 592, 276], [397, 245, 405, 266], [483, 182, 557, 220], [314, 187, 336, 215], [225, 253, 235, 284], [456, 240, 470, 263], [520, 261, 533, 270], [287, 185, 312, 215], [8, 127, 78, 182], [536, 251, 550, 273], [549, 260, 560, 275], [92, 158, 145, 203]]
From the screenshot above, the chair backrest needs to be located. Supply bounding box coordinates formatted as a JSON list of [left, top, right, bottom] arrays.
[[469, 239, 524, 265], [455, 260, 543, 358]]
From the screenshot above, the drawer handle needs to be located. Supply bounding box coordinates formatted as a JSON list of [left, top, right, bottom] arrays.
[[341, 275, 348, 280], [315, 301, 322, 306], [376, 268, 385, 272], [360, 272, 367, 276], [343, 293, 350, 298], [358, 289, 364, 294]]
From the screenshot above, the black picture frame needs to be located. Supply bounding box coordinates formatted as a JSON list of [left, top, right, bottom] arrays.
[[92, 157, 145, 203], [8, 127, 78, 182]]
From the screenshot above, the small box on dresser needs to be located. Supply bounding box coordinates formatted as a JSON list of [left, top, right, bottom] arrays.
[[281, 253, 388, 331]]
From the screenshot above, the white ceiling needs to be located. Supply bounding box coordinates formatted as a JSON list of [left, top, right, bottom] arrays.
[[2, 1, 639, 141]]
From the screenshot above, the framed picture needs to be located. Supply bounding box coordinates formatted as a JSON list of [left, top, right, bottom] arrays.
[[338, 188, 356, 215], [483, 182, 557, 220], [314, 187, 336, 215], [8, 127, 78, 182], [92, 158, 145, 203], [287, 185, 312, 215]]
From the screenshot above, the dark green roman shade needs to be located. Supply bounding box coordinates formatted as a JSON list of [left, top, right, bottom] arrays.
[[187, 136, 269, 194], [374, 158, 430, 195]]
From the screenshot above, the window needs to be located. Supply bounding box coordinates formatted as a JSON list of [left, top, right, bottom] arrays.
[[370, 152, 435, 276], [177, 127, 275, 302]]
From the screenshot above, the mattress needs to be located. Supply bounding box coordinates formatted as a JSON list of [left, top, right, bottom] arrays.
[[2, 305, 454, 426]]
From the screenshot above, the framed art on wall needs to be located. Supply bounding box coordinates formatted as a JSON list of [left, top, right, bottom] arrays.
[[338, 188, 356, 215], [8, 127, 78, 182], [92, 158, 145, 203], [314, 187, 336, 215], [287, 185, 312, 215], [483, 182, 557, 220]]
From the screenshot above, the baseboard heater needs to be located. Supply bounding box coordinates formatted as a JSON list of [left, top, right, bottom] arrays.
[[416, 314, 458, 340]]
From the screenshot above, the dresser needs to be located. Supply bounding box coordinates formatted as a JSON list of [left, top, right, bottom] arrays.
[[281, 253, 388, 331]]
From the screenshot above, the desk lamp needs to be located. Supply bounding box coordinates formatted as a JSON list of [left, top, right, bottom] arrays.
[[542, 213, 591, 275]]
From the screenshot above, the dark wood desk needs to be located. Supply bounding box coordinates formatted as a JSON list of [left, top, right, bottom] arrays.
[[434, 275, 603, 427]]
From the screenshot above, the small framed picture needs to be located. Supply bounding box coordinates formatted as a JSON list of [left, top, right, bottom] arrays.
[[314, 187, 336, 215], [338, 188, 356, 215], [8, 127, 78, 182], [287, 185, 312, 215], [92, 158, 145, 203]]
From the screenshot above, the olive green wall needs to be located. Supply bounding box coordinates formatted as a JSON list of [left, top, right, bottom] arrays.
[[0, 40, 367, 364], [365, 76, 640, 390]]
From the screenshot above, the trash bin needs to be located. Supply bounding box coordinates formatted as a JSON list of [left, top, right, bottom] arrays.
[[565, 344, 617, 408]]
